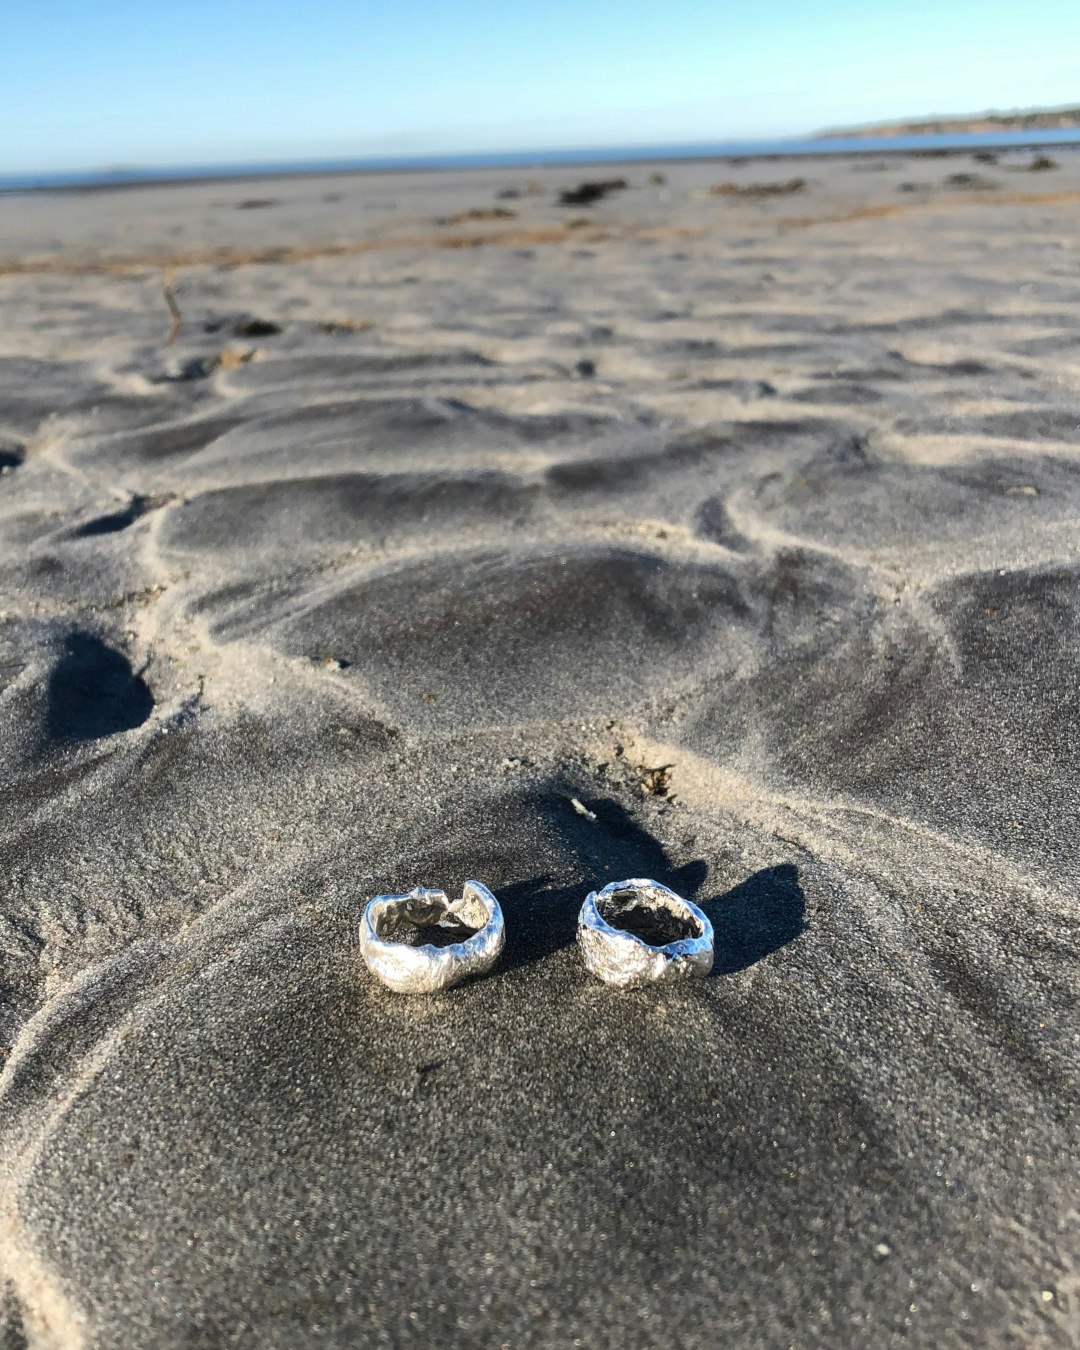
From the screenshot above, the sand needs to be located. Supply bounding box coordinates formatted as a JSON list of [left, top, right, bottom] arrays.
[[0, 149, 1077, 1347]]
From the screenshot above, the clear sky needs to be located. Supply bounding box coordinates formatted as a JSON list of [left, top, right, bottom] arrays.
[[4, 0, 1079, 173]]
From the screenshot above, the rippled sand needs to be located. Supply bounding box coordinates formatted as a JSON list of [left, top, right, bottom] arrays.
[[0, 152, 1077, 1347]]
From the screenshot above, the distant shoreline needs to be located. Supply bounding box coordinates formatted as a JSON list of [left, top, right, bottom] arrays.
[[4, 125, 1080, 195], [821, 105, 1080, 138]]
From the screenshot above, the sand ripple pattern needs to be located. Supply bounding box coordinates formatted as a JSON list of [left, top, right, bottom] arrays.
[[0, 161, 1077, 1347]]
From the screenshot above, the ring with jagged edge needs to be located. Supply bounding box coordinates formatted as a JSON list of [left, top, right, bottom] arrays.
[[360, 881, 505, 994], [578, 878, 713, 988]]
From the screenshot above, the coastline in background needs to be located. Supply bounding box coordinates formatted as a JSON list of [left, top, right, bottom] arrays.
[[4, 125, 1080, 194], [821, 103, 1080, 138]]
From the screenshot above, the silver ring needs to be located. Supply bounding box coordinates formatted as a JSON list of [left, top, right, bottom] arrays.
[[578, 878, 713, 987], [360, 881, 505, 993]]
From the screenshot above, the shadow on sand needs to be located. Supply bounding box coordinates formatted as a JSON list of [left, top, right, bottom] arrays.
[[46, 633, 154, 741], [498, 789, 806, 976]]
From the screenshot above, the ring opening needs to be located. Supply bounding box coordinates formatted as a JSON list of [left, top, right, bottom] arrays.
[[375, 893, 483, 948], [599, 886, 701, 947]]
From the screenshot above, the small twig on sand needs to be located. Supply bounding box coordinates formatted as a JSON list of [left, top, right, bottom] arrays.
[[570, 796, 598, 822], [163, 269, 181, 345]]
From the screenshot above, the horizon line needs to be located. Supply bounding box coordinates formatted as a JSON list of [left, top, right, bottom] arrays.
[[5, 125, 1080, 194]]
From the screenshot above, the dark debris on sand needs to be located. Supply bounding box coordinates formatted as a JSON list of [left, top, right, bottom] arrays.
[[710, 177, 807, 197], [230, 317, 282, 338], [440, 207, 517, 225], [945, 172, 998, 190], [558, 178, 629, 206]]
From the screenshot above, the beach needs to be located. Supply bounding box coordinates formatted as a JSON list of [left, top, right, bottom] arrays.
[[0, 148, 1077, 1346]]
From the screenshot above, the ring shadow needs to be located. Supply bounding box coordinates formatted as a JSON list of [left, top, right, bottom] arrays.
[[497, 790, 806, 977], [705, 862, 807, 975]]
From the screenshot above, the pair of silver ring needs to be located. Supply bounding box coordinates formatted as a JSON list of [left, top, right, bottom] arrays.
[[359, 878, 714, 994]]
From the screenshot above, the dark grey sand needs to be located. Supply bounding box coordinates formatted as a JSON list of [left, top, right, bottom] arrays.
[[0, 152, 1078, 1347]]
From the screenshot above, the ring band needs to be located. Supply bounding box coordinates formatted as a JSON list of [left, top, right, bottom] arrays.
[[360, 881, 505, 993], [578, 878, 713, 987]]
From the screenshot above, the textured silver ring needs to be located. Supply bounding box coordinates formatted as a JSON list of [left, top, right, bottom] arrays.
[[578, 878, 714, 987], [360, 881, 505, 994]]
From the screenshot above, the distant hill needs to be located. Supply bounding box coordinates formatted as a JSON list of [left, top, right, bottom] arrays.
[[819, 106, 1080, 138]]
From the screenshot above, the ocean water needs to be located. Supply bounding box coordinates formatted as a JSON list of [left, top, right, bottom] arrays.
[[3, 126, 1080, 193]]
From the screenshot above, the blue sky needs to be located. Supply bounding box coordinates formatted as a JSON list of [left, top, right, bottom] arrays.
[[4, 0, 1079, 172]]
